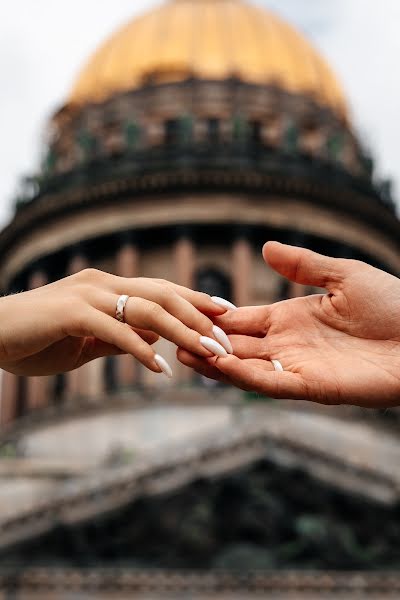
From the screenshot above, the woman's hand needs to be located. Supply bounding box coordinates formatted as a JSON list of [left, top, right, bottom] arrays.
[[178, 242, 400, 407], [0, 269, 226, 377]]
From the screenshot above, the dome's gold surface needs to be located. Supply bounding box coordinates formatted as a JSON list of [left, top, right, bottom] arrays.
[[69, 0, 347, 117]]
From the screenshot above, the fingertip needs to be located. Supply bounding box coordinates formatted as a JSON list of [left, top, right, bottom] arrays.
[[207, 304, 228, 316], [154, 354, 173, 378], [263, 240, 280, 251], [211, 296, 238, 311], [199, 293, 228, 316], [214, 353, 240, 371], [262, 240, 283, 263]]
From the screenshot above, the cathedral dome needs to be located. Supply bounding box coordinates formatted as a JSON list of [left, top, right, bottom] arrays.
[[69, 0, 347, 118]]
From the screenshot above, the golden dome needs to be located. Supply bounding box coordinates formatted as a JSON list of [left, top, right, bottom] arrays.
[[69, 0, 348, 118]]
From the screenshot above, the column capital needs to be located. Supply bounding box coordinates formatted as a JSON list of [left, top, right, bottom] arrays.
[[232, 236, 253, 307]]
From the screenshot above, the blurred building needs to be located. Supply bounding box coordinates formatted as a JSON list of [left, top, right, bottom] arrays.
[[0, 0, 400, 596]]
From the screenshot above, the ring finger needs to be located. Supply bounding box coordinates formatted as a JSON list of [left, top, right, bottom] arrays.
[[99, 293, 216, 357]]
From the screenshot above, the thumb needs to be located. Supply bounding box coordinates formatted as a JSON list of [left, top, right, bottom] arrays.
[[262, 241, 347, 290]]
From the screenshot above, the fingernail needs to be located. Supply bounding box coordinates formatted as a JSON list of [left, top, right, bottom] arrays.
[[271, 359, 284, 372], [211, 296, 237, 311], [212, 325, 233, 354], [200, 336, 228, 358], [154, 354, 173, 378]]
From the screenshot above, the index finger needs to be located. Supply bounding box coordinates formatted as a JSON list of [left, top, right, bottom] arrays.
[[102, 274, 228, 316], [155, 281, 227, 316], [213, 305, 272, 337]]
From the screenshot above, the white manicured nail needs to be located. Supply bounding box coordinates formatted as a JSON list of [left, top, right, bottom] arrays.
[[200, 336, 228, 358], [212, 325, 233, 354], [271, 359, 284, 372], [211, 296, 237, 310], [154, 354, 173, 378]]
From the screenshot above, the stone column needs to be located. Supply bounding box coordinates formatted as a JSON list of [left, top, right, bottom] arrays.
[[173, 229, 195, 383], [0, 370, 18, 426], [232, 234, 253, 307], [26, 270, 50, 412], [115, 238, 139, 389], [174, 233, 195, 289], [288, 281, 305, 299]]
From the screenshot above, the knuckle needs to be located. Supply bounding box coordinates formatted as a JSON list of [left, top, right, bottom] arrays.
[[74, 283, 96, 299], [154, 278, 169, 286], [182, 324, 196, 341], [197, 291, 211, 303], [78, 268, 104, 282], [66, 306, 91, 336], [153, 283, 170, 304], [345, 258, 363, 271], [146, 301, 164, 321], [161, 289, 179, 310]]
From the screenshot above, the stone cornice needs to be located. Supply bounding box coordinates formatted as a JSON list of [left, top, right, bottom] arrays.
[[1, 409, 399, 552], [1, 159, 398, 269]]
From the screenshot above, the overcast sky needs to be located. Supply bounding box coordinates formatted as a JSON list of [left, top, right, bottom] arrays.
[[0, 0, 399, 226]]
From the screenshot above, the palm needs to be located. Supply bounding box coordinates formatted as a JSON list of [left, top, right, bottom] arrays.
[[241, 289, 400, 406]]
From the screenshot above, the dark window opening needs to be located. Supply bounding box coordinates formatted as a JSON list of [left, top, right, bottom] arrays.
[[54, 373, 65, 405], [196, 267, 232, 303], [249, 120, 262, 145], [207, 118, 220, 144], [105, 356, 117, 394], [165, 119, 180, 146], [195, 267, 232, 387], [15, 377, 27, 419]]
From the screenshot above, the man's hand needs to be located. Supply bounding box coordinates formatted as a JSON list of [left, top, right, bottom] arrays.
[[178, 242, 400, 407]]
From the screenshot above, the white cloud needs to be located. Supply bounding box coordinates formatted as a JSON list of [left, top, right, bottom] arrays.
[[0, 0, 398, 228]]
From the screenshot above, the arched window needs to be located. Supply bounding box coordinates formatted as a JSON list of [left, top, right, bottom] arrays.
[[53, 373, 65, 405], [105, 356, 117, 394], [195, 267, 232, 301], [16, 377, 27, 419], [165, 119, 180, 146], [165, 116, 193, 147], [206, 118, 220, 145], [249, 120, 262, 146]]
